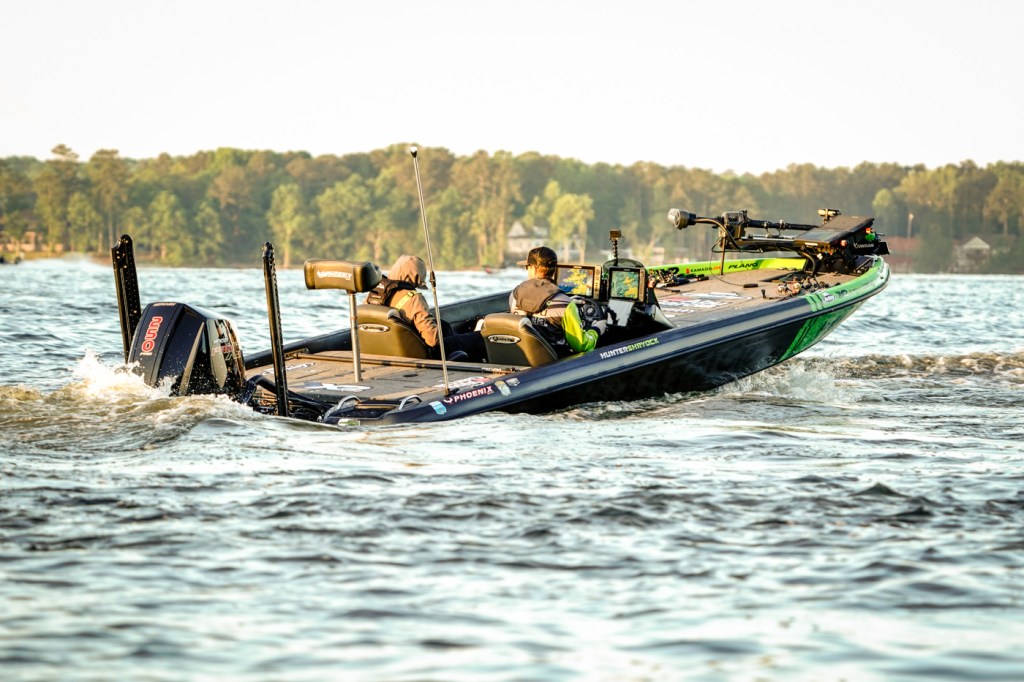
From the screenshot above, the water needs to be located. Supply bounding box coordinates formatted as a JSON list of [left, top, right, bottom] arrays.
[[2, 258, 1023, 681]]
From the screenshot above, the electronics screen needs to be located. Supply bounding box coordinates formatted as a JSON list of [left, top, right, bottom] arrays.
[[555, 265, 597, 299], [607, 266, 646, 302]]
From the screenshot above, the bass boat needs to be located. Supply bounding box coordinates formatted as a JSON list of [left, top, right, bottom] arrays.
[[111, 204, 889, 425]]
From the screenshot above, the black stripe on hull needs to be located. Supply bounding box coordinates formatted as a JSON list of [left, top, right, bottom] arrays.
[[498, 302, 861, 414]]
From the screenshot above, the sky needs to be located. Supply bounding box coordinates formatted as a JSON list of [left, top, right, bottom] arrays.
[[3, 0, 1021, 175]]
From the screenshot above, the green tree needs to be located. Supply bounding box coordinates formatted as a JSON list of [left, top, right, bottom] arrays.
[[33, 145, 80, 253], [120, 205, 149, 251], [314, 174, 372, 257], [914, 228, 954, 272], [148, 190, 188, 264], [549, 193, 595, 262], [895, 166, 958, 231], [207, 163, 260, 255], [982, 233, 1024, 274], [266, 183, 312, 268], [523, 179, 562, 230], [952, 161, 996, 238], [657, 167, 728, 259], [366, 168, 413, 264], [86, 149, 131, 250], [428, 186, 475, 268], [450, 150, 523, 266], [66, 191, 103, 252], [193, 201, 225, 265], [0, 158, 34, 244], [871, 188, 904, 237], [983, 166, 1024, 237]]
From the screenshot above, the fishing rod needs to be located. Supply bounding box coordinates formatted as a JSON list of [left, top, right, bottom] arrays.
[[410, 146, 452, 396]]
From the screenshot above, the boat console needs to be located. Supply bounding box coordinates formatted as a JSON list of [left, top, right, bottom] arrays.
[[602, 264, 648, 328], [555, 264, 599, 299], [555, 250, 672, 343]]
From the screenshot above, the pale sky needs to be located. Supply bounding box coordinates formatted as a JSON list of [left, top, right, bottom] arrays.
[[3, 0, 1020, 175]]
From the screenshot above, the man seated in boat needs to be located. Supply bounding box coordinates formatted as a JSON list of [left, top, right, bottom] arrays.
[[510, 246, 607, 355], [366, 254, 486, 361]]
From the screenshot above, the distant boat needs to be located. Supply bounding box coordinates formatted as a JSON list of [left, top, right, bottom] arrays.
[[111, 207, 890, 424]]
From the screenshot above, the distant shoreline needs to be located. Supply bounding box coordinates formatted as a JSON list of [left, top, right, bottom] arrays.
[[0, 250, 1009, 276]]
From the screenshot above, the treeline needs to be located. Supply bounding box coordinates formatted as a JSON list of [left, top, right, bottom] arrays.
[[2, 144, 1023, 272]]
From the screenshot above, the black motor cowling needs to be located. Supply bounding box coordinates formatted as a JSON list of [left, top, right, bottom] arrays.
[[128, 302, 246, 397]]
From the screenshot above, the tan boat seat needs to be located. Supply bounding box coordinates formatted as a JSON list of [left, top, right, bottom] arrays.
[[355, 304, 432, 359], [479, 313, 559, 367]]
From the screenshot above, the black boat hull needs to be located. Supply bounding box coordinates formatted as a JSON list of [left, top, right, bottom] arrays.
[[496, 300, 861, 415]]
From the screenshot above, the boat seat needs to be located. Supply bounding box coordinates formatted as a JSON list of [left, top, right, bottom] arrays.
[[479, 313, 559, 367], [355, 304, 432, 359]]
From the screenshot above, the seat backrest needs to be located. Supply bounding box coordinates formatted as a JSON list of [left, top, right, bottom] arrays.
[[304, 259, 381, 293], [479, 313, 559, 367], [356, 304, 432, 359]]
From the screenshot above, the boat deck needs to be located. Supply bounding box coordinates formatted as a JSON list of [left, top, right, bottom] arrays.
[[246, 351, 517, 409], [650, 265, 834, 326]]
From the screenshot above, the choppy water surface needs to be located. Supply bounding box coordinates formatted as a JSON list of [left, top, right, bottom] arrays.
[[2, 259, 1023, 681]]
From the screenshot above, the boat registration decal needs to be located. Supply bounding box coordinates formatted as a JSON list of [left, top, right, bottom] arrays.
[[599, 337, 660, 360], [430, 401, 447, 415], [496, 380, 512, 396], [442, 385, 495, 405]]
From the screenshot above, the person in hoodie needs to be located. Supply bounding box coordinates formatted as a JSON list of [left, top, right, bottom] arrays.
[[509, 246, 607, 355], [365, 254, 485, 361]]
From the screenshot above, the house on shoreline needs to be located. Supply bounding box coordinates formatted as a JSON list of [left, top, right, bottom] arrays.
[[951, 236, 992, 273], [1, 230, 39, 256]]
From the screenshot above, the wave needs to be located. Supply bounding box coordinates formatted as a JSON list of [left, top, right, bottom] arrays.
[[555, 349, 1024, 424], [6, 347, 1021, 446], [1, 351, 263, 456], [801, 350, 1024, 382]]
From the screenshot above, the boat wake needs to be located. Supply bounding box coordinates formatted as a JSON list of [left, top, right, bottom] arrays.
[[557, 349, 1024, 423], [9, 349, 1021, 450], [2, 351, 263, 455], [801, 349, 1024, 382]]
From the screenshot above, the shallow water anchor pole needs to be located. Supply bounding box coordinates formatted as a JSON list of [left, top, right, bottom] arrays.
[[111, 234, 142, 364], [262, 242, 290, 417], [410, 146, 452, 396]]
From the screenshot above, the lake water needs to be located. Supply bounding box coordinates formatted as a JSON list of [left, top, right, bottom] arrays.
[[2, 257, 1023, 681]]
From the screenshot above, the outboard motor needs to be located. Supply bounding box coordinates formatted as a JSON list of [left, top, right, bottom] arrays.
[[129, 301, 246, 397]]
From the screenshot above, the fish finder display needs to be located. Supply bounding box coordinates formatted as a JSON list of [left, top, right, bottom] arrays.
[[555, 265, 597, 299], [607, 266, 646, 302]]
